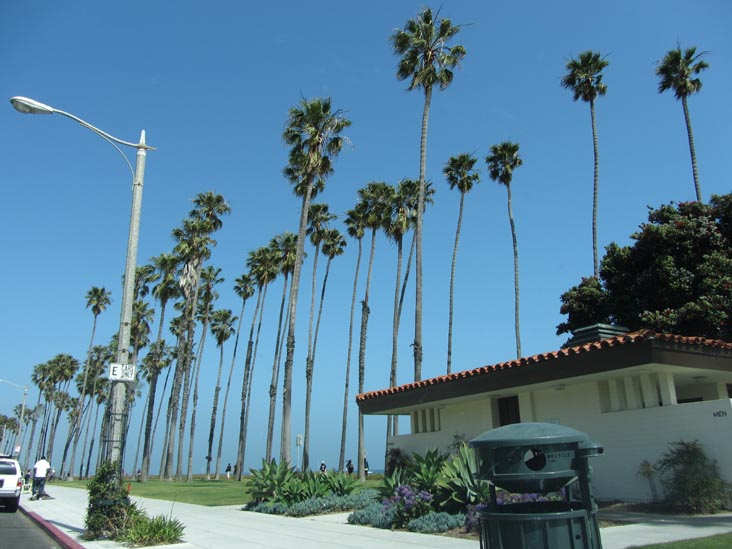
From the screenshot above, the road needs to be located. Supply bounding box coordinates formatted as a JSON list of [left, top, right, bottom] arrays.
[[0, 508, 60, 549]]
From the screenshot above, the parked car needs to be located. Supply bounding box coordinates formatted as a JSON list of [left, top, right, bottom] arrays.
[[0, 455, 23, 512]]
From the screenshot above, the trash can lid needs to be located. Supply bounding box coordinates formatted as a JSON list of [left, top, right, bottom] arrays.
[[469, 422, 590, 448]]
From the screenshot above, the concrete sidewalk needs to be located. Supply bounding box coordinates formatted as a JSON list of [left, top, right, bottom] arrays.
[[19, 485, 732, 549]]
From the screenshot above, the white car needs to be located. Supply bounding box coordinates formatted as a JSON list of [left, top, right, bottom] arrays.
[[0, 455, 23, 512]]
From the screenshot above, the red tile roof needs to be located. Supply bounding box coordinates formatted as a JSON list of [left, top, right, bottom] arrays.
[[355, 330, 732, 403]]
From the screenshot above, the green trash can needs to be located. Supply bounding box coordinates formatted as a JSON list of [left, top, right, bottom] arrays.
[[469, 422, 604, 549]]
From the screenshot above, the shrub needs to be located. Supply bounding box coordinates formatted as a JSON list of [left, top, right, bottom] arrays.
[[378, 467, 411, 499], [84, 460, 141, 540], [385, 447, 412, 476], [407, 511, 465, 533], [246, 459, 298, 503], [384, 484, 433, 529], [435, 442, 490, 513], [348, 502, 396, 529], [248, 489, 379, 517], [323, 471, 360, 496], [410, 449, 448, 497], [119, 513, 185, 547], [656, 440, 731, 514]]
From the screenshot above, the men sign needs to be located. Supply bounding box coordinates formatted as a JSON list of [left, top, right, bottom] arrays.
[[109, 363, 136, 382]]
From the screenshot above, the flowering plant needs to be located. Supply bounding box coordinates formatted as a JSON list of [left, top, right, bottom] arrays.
[[383, 484, 433, 528]]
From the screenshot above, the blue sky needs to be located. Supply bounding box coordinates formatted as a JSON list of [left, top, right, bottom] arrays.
[[2, 1, 730, 474]]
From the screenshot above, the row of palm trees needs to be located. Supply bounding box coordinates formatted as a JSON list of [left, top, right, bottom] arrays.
[[8, 9, 710, 481]]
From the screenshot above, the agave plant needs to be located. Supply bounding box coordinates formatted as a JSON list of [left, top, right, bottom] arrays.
[[377, 467, 412, 499], [435, 442, 490, 513], [323, 471, 361, 496], [410, 448, 448, 496], [246, 458, 298, 503]]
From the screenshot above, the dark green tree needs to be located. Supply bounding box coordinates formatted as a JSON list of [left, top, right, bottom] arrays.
[[558, 195, 732, 341]]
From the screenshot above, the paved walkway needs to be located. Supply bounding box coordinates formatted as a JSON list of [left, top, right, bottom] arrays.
[[19, 486, 732, 549]]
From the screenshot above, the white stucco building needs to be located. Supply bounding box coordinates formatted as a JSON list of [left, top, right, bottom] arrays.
[[356, 328, 732, 501]]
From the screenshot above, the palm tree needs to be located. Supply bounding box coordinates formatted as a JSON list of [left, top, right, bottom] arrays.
[[443, 154, 480, 373], [265, 233, 297, 461], [303, 226, 345, 471], [279, 97, 350, 465], [355, 182, 392, 479], [67, 286, 111, 480], [486, 141, 524, 359], [561, 51, 608, 278], [140, 252, 179, 481], [216, 273, 253, 478], [656, 45, 709, 202], [80, 344, 113, 477], [205, 308, 235, 479], [164, 192, 230, 479], [302, 203, 336, 470], [237, 245, 279, 478], [391, 7, 465, 382], [186, 266, 223, 481], [338, 205, 366, 471]]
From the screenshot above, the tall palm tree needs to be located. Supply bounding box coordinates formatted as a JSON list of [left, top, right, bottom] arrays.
[[303, 226, 345, 471], [338, 205, 366, 471], [186, 266, 223, 481], [216, 273, 253, 477], [391, 7, 465, 382], [141, 252, 179, 481], [486, 141, 524, 359], [205, 308, 236, 480], [443, 154, 480, 373], [265, 233, 297, 461], [355, 182, 392, 479], [561, 51, 608, 278], [67, 286, 111, 480], [302, 203, 336, 470], [237, 245, 279, 478], [656, 45, 709, 202], [279, 97, 350, 465], [164, 193, 230, 480], [80, 344, 113, 477], [44, 354, 79, 463]]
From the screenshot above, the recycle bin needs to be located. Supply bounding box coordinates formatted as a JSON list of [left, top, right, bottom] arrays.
[[469, 422, 604, 549]]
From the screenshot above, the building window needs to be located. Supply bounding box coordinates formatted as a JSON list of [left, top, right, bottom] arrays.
[[410, 408, 441, 434]]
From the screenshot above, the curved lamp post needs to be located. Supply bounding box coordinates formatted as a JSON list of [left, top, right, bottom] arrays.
[[0, 379, 27, 457], [10, 96, 155, 474]]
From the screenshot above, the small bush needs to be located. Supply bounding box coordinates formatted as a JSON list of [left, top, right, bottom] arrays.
[[656, 440, 731, 514], [348, 502, 396, 529], [384, 485, 433, 528], [246, 459, 298, 504], [435, 442, 490, 513], [407, 511, 465, 533], [323, 471, 360, 496], [120, 514, 185, 547], [247, 489, 379, 517], [84, 461, 140, 540]]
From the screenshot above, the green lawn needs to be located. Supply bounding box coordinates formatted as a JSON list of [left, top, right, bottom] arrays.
[[630, 533, 732, 548], [51, 476, 383, 507]]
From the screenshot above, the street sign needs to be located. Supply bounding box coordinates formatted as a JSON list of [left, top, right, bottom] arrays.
[[109, 363, 136, 382]]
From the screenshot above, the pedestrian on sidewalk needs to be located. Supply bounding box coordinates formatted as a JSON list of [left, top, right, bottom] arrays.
[[225, 463, 232, 479], [31, 456, 51, 500]]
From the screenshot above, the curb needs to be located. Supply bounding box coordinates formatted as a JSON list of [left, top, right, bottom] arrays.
[[20, 504, 87, 549]]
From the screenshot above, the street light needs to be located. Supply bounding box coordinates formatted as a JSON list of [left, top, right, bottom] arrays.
[[0, 379, 27, 458], [10, 96, 155, 474]]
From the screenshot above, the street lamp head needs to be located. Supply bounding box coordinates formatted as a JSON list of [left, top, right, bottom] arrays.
[[10, 96, 55, 115]]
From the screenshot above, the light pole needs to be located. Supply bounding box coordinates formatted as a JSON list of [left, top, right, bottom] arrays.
[[10, 96, 155, 475], [0, 379, 28, 458]]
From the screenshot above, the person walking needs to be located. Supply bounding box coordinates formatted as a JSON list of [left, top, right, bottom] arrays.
[[31, 456, 51, 500], [346, 459, 354, 476], [319, 461, 327, 474], [225, 463, 232, 480]]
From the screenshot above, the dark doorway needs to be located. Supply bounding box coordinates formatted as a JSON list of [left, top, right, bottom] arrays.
[[498, 396, 520, 426]]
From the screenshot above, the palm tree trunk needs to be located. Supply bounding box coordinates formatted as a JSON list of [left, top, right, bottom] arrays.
[[141, 299, 168, 481], [186, 327, 207, 481], [506, 184, 522, 358], [266, 278, 289, 461], [281, 190, 315, 465], [357, 228, 378, 480], [590, 99, 600, 278], [387, 237, 404, 445], [414, 85, 433, 382], [215, 299, 247, 480], [303, 245, 321, 471], [237, 289, 262, 478], [68, 316, 98, 480], [682, 96, 702, 202], [206, 345, 225, 480], [448, 194, 465, 374], [338, 237, 362, 471]]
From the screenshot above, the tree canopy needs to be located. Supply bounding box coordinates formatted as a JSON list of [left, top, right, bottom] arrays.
[[558, 194, 732, 341]]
